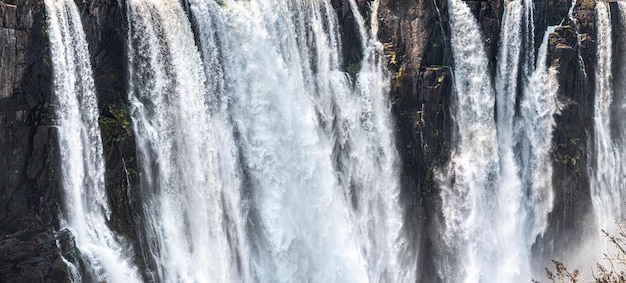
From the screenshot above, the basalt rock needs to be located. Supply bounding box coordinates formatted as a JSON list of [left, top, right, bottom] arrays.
[[1, 0, 144, 281], [0, 229, 80, 282], [73, 0, 145, 274], [0, 0, 70, 280], [377, 0, 454, 281], [531, 0, 596, 269]]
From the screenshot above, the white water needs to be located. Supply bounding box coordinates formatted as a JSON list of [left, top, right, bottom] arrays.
[[126, 0, 240, 281], [216, 2, 368, 280], [127, 0, 413, 282], [492, 0, 536, 279], [348, 1, 417, 281], [44, 0, 141, 282], [441, 0, 560, 280], [520, 26, 559, 248], [590, 0, 625, 246], [45, 0, 626, 281], [440, 0, 499, 281]]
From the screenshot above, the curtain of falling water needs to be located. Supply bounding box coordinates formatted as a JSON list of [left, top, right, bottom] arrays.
[[44, 0, 141, 282], [441, 0, 559, 280], [590, 0, 623, 248], [492, 0, 531, 278], [126, 0, 241, 281], [497, 0, 557, 278], [127, 0, 415, 282], [347, 0, 417, 281], [440, 0, 499, 281], [519, 25, 559, 273]]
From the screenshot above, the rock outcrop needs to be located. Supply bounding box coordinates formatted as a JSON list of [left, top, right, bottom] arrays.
[[376, 0, 453, 280], [1, 0, 144, 280], [0, 0, 69, 280]]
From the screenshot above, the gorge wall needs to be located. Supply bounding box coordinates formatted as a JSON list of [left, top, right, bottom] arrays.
[[0, 0, 603, 281]]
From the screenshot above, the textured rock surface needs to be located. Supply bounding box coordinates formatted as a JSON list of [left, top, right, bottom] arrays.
[[1, 0, 144, 280], [0, 0, 68, 279], [0, 229, 80, 282], [376, 0, 454, 280], [533, 0, 596, 268], [73, 0, 145, 272]]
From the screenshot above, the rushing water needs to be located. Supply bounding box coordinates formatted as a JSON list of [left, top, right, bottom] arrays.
[[589, 1, 626, 253], [440, 0, 499, 281], [126, 1, 240, 281], [44, 0, 626, 281], [440, 0, 560, 281], [519, 25, 559, 249], [125, 0, 413, 282], [44, 0, 141, 282]]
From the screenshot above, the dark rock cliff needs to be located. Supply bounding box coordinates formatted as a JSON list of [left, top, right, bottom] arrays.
[[73, 0, 146, 275], [533, 0, 596, 269], [0, 0, 77, 281], [1, 0, 144, 281], [376, 0, 453, 280]]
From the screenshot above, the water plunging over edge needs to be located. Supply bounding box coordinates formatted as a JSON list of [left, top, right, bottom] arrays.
[[44, 0, 141, 281]]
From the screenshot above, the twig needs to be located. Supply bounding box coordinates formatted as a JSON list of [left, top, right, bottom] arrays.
[[0, 1, 18, 8]]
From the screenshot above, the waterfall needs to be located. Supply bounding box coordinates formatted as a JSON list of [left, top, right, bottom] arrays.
[[126, 0, 240, 281], [519, 25, 559, 262], [44, 0, 141, 282], [442, 0, 560, 280], [126, 0, 413, 282], [440, 0, 499, 281], [38, 0, 626, 280], [591, 0, 622, 241], [492, 0, 536, 279], [496, 0, 559, 277], [348, 1, 417, 281]]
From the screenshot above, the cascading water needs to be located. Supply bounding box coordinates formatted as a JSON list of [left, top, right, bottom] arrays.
[[519, 25, 559, 260], [126, 0, 414, 282], [348, 1, 417, 281], [126, 0, 242, 281], [44, 0, 141, 282], [590, 0, 624, 244], [441, 0, 559, 280], [440, 0, 499, 281], [491, 0, 536, 278], [38, 0, 626, 280], [496, 0, 558, 277]]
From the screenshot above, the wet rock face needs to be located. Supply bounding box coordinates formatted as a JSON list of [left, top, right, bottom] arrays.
[[377, 0, 454, 281], [331, 0, 367, 76], [463, 0, 503, 71], [73, 1, 144, 266], [0, 229, 79, 282], [1, 0, 142, 281], [535, 0, 596, 265], [0, 0, 71, 280]]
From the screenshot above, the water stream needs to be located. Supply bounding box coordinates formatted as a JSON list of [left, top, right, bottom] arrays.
[[45, 0, 141, 281]]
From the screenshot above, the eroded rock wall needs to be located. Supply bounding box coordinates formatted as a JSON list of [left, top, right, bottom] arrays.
[[0, 0, 144, 280], [0, 0, 76, 281]]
